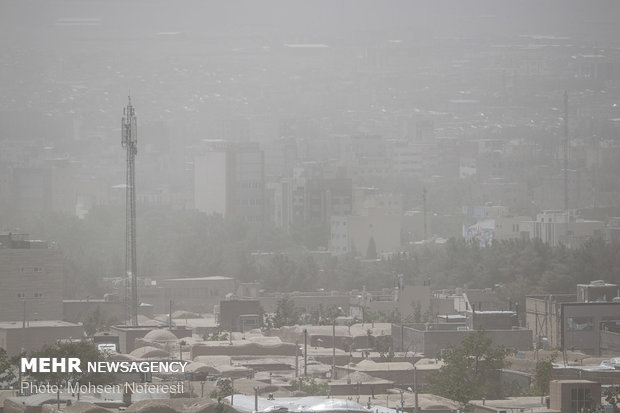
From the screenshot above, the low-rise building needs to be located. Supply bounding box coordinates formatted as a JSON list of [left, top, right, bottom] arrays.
[[519, 210, 604, 248], [392, 323, 532, 357], [525, 281, 620, 354], [470, 380, 602, 413], [0, 233, 64, 322], [329, 209, 401, 256], [161, 276, 235, 313], [0, 320, 84, 356], [219, 299, 262, 332]]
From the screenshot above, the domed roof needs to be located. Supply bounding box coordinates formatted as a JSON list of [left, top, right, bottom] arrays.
[[185, 362, 217, 374], [107, 352, 135, 362], [144, 329, 178, 342], [130, 346, 169, 359], [65, 402, 114, 413]]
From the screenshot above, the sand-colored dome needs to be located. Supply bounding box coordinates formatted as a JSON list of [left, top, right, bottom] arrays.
[[65, 402, 114, 413], [172, 310, 202, 319], [144, 329, 178, 342], [107, 352, 136, 362], [129, 345, 169, 359]]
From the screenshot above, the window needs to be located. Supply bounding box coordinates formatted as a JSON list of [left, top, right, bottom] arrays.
[[17, 293, 25, 299], [34, 293, 43, 298], [570, 387, 592, 413], [34, 267, 43, 273], [567, 317, 593, 331]]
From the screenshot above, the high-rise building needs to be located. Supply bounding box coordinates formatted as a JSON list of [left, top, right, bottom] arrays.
[[194, 141, 265, 224]]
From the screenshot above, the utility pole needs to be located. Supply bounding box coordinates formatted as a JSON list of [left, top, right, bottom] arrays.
[[295, 340, 299, 378], [422, 187, 428, 241], [332, 319, 336, 379], [122, 96, 139, 326], [563, 91, 570, 247], [413, 366, 419, 413], [169, 300, 173, 329], [563, 90, 569, 213], [304, 328, 308, 376], [254, 387, 259, 411]]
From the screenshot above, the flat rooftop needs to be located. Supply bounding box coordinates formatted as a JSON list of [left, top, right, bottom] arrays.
[[0, 320, 81, 329], [163, 276, 233, 282], [469, 396, 559, 413]]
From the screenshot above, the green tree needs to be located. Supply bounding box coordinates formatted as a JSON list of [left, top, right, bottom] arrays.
[[0, 348, 17, 388], [273, 297, 302, 328], [532, 352, 557, 396], [290, 377, 330, 396], [605, 386, 620, 412], [412, 301, 423, 323], [27, 341, 114, 386], [203, 326, 229, 341], [210, 378, 233, 399], [428, 331, 516, 404], [214, 397, 225, 413], [366, 237, 377, 260], [83, 306, 118, 336]]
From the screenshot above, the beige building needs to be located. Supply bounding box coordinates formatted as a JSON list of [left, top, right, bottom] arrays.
[[0, 234, 64, 322], [519, 210, 604, 248], [462, 205, 530, 246], [349, 284, 432, 321], [194, 141, 265, 224], [329, 209, 401, 256], [161, 276, 235, 313], [470, 380, 601, 413], [525, 281, 620, 354], [0, 320, 83, 356], [549, 380, 601, 413], [525, 294, 574, 349]]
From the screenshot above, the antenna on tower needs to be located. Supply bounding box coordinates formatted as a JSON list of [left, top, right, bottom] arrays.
[[121, 96, 138, 326], [422, 187, 428, 241], [563, 91, 569, 213], [563, 91, 570, 246]]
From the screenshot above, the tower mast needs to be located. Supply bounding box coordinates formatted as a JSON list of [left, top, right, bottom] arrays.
[[563, 91, 569, 213], [122, 97, 138, 326]]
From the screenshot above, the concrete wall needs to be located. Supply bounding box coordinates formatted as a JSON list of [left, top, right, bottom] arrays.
[[392, 324, 533, 357], [259, 294, 350, 314], [3, 399, 41, 413], [191, 342, 297, 358], [600, 330, 620, 355], [525, 294, 573, 349], [194, 152, 228, 215], [500, 369, 532, 394], [553, 368, 620, 386], [399, 285, 431, 318], [334, 366, 412, 385], [161, 277, 235, 313], [274, 326, 391, 352], [0, 249, 63, 322], [0, 322, 84, 356], [549, 380, 600, 412], [62, 300, 124, 323], [562, 302, 620, 355], [469, 311, 518, 330], [219, 299, 262, 331], [430, 297, 456, 316]]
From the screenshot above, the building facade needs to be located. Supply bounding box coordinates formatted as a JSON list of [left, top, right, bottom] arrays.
[[194, 141, 265, 224], [0, 234, 64, 322]]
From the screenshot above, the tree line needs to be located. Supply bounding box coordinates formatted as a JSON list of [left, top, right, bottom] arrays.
[[23, 207, 620, 306]]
